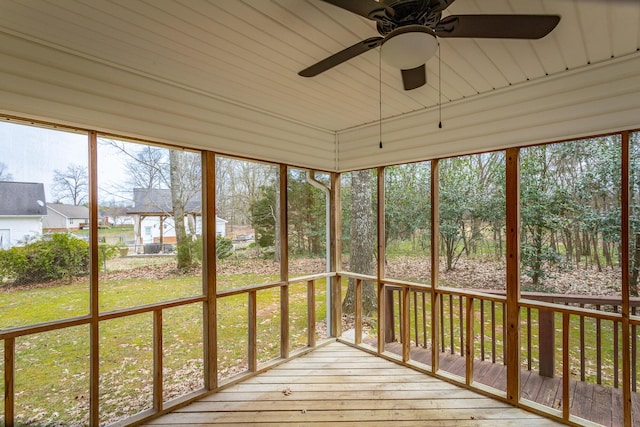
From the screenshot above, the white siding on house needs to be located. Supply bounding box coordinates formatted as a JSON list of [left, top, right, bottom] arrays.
[[0, 216, 42, 247], [138, 216, 226, 245], [0, 229, 10, 250]]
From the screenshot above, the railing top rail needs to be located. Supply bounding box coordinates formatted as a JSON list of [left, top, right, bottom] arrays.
[[518, 298, 621, 321], [336, 271, 376, 281], [479, 289, 640, 307], [217, 280, 285, 298], [288, 272, 334, 283]]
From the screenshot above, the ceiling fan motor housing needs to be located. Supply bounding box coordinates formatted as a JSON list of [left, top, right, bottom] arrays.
[[376, 0, 452, 35]]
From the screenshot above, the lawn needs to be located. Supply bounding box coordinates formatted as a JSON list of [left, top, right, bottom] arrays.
[[0, 253, 626, 426], [0, 256, 327, 426]]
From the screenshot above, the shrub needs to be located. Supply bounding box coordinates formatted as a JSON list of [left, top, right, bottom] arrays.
[[0, 234, 89, 286], [216, 235, 233, 260], [97, 241, 126, 273], [190, 235, 233, 262]]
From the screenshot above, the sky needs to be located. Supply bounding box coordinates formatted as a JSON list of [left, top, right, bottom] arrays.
[[0, 120, 131, 204]]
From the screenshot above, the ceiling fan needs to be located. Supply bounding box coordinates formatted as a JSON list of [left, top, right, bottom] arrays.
[[299, 0, 561, 90]]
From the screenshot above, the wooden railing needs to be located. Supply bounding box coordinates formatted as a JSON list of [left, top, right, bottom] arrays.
[[383, 286, 640, 389], [0, 272, 333, 427]]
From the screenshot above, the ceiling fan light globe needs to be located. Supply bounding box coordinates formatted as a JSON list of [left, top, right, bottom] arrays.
[[381, 25, 437, 70]]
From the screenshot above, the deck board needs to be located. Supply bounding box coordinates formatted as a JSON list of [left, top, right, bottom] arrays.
[[143, 342, 562, 426], [384, 341, 637, 426]]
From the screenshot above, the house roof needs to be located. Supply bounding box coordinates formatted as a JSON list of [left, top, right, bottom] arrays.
[[0, 181, 47, 216], [0, 1, 639, 172], [127, 188, 201, 215], [46, 203, 89, 219]]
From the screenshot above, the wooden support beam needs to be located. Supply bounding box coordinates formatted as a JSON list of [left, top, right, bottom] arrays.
[[280, 164, 289, 359], [378, 167, 387, 353], [621, 131, 632, 427], [431, 159, 440, 373], [330, 173, 342, 338], [505, 148, 521, 403], [202, 151, 217, 390], [88, 131, 100, 426]]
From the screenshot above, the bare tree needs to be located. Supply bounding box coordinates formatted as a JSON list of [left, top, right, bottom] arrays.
[[167, 150, 201, 268], [53, 163, 88, 205], [0, 162, 13, 180], [342, 169, 376, 315], [105, 139, 201, 269], [127, 145, 167, 189]]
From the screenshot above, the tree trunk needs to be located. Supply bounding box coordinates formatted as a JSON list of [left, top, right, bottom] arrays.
[[343, 170, 376, 316], [563, 228, 573, 263], [531, 225, 544, 288], [274, 175, 281, 263], [169, 150, 192, 269], [631, 234, 640, 297], [591, 233, 602, 272], [603, 239, 612, 268], [574, 228, 582, 266]]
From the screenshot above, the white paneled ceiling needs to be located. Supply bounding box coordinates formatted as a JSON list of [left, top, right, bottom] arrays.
[[0, 0, 639, 170]]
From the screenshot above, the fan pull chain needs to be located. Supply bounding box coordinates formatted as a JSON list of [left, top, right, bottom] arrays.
[[379, 48, 383, 149], [438, 41, 442, 129]]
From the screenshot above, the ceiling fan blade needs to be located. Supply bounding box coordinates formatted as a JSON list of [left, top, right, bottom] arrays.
[[401, 64, 426, 91], [436, 15, 560, 39], [320, 0, 393, 20], [299, 37, 383, 77]]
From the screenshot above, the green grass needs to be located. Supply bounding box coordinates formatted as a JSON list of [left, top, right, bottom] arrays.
[[1, 254, 624, 426], [0, 262, 326, 426]]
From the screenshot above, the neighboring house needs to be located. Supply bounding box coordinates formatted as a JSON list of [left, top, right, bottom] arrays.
[[42, 203, 89, 232], [0, 181, 47, 249], [127, 188, 227, 247]]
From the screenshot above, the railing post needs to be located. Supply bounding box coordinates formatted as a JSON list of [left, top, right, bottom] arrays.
[[307, 280, 316, 347], [538, 309, 555, 378], [465, 297, 474, 386], [402, 287, 410, 362], [5, 337, 14, 427], [385, 287, 395, 343], [355, 279, 362, 345], [153, 309, 163, 411], [248, 290, 257, 372]]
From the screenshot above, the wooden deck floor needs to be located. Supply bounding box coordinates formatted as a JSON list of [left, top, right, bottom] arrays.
[[143, 341, 563, 426], [385, 341, 632, 427]]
